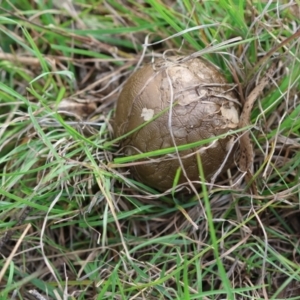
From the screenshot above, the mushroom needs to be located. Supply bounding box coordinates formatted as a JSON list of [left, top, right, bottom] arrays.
[[113, 56, 240, 191]]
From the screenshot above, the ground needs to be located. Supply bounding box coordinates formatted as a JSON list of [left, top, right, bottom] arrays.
[[0, 1, 300, 299]]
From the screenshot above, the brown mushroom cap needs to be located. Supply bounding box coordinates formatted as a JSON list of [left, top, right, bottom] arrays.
[[114, 56, 240, 191]]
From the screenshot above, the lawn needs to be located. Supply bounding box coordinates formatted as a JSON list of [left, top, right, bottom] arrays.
[[0, 1, 300, 299]]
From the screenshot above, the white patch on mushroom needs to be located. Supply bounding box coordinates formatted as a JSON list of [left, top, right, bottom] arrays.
[[220, 105, 239, 126], [141, 108, 154, 121]]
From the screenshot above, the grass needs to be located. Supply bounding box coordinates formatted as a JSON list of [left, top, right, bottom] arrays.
[[0, 1, 300, 299]]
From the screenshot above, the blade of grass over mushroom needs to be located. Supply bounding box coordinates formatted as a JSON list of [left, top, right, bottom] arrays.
[[112, 126, 247, 165], [104, 101, 179, 148]]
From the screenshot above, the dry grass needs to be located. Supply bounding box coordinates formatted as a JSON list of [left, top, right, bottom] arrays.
[[0, 1, 300, 299]]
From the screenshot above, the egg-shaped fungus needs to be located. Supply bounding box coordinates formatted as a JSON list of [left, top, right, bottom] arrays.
[[113, 56, 240, 191]]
